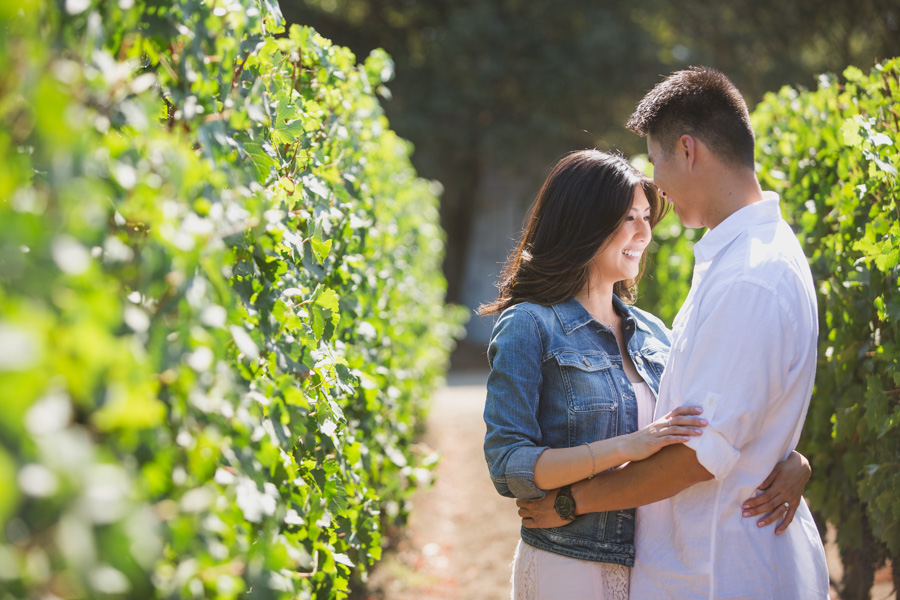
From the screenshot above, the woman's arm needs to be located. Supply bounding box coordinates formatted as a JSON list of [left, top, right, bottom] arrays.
[[483, 308, 551, 499], [532, 405, 707, 490], [740, 450, 811, 534]]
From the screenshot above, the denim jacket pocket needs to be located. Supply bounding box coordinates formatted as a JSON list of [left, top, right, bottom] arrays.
[[553, 351, 618, 413]]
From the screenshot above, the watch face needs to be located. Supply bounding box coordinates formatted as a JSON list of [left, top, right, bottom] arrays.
[[555, 494, 574, 518]]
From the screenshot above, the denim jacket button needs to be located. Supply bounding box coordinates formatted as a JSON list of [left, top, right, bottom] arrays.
[[583, 358, 590, 366]]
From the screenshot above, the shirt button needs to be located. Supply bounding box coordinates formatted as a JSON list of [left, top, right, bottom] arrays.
[[633, 356, 642, 364], [583, 358, 590, 366]]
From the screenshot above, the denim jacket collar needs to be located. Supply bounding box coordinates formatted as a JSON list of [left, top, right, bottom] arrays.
[[551, 296, 652, 335], [551, 298, 594, 334]]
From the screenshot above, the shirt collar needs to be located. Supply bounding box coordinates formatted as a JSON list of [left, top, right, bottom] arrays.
[[693, 192, 782, 264], [551, 295, 650, 335]]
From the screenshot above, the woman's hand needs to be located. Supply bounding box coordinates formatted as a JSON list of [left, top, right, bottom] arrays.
[[741, 450, 811, 534], [621, 405, 706, 462]]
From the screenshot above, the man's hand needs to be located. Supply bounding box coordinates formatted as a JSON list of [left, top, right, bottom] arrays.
[[516, 491, 568, 529]]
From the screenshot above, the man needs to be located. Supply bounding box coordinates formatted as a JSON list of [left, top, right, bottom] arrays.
[[517, 67, 829, 599]]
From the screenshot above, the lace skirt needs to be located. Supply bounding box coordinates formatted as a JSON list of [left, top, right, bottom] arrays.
[[510, 539, 630, 600]]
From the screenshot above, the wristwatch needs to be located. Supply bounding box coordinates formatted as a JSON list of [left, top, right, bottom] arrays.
[[554, 485, 577, 521]]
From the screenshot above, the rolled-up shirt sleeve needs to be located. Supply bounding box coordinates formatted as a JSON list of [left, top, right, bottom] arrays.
[[483, 307, 550, 500], [675, 280, 796, 480], [684, 392, 741, 478]]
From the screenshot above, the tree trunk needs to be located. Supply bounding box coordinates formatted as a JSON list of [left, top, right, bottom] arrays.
[[438, 151, 480, 305], [837, 511, 879, 600]]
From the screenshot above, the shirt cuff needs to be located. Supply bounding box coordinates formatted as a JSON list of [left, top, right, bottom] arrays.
[[501, 445, 549, 500], [682, 392, 740, 480], [685, 431, 740, 480]]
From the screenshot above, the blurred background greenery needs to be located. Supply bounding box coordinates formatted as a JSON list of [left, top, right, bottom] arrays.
[[282, 0, 900, 356]]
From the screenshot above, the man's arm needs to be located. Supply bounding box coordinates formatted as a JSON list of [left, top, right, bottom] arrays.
[[573, 444, 713, 514], [518, 444, 712, 528]]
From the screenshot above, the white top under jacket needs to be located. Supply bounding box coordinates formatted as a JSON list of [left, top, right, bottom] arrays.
[[630, 193, 830, 600]]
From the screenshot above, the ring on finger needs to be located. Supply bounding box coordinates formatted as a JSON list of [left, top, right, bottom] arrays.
[[783, 502, 790, 510]]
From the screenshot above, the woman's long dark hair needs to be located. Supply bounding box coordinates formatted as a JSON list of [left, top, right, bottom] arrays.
[[479, 150, 666, 316]]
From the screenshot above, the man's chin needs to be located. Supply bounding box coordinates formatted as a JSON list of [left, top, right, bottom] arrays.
[[673, 210, 701, 229]]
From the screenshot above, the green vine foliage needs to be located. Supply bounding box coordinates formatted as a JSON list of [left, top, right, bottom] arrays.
[[640, 59, 900, 592], [752, 59, 900, 584], [0, 1, 466, 598]]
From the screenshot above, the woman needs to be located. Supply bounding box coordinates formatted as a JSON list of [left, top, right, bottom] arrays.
[[481, 150, 809, 599]]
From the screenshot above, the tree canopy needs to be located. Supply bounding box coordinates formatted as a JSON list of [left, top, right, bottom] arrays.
[[284, 0, 900, 303]]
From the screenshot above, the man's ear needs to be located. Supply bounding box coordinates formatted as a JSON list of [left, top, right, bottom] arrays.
[[679, 134, 697, 171]]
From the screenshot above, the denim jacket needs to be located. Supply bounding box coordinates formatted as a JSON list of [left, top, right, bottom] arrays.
[[483, 296, 671, 565]]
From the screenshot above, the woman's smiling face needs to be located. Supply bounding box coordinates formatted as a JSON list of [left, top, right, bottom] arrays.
[[592, 185, 652, 286]]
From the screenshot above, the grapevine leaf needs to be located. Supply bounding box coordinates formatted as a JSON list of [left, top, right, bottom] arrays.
[[272, 95, 305, 145], [309, 236, 332, 264], [243, 140, 277, 182]]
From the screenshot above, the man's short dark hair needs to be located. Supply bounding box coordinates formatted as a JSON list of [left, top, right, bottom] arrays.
[[626, 67, 755, 169]]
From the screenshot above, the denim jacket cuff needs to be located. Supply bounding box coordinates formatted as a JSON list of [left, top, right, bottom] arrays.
[[505, 445, 550, 500]]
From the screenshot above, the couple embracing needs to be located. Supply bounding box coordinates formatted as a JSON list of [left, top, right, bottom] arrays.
[[482, 67, 830, 599]]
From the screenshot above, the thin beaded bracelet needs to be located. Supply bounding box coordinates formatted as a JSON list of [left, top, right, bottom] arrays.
[[583, 441, 596, 479]]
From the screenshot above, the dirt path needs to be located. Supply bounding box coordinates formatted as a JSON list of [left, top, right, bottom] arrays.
[[365, 371, 896, 600], [364, 371, 519, 599]]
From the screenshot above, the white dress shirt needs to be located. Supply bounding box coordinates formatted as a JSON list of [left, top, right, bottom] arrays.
[[631, 194, 830, 599]]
